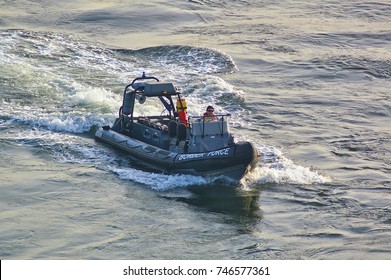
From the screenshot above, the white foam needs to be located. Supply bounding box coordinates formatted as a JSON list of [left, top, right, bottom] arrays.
[[244, 145, 331, 186], [109, 167, 210, 190], [136, 45, 236, 76]]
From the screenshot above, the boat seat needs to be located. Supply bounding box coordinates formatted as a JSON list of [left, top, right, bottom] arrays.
[[177, 123, 187, 141], [168, 120, 177, 137]]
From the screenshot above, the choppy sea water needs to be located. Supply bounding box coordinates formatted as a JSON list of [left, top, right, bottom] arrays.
[[0, 0, 390, 259]]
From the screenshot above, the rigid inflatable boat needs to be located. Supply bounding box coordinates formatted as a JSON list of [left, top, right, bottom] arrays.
[[95, 74, 259, 181]]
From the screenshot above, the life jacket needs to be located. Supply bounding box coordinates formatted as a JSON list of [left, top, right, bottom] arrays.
[[178, 111, 188, 126], [177, 98, 188, 126], [203, 112, 217, 122]]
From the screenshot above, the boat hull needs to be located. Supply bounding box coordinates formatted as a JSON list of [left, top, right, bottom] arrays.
[[95, 128, 258, 181]]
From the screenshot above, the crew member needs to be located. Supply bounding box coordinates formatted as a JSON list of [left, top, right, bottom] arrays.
[[203, 105, 218, 122]]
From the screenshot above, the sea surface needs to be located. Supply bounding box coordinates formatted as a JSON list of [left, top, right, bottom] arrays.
[[0, 0, 390, 259]]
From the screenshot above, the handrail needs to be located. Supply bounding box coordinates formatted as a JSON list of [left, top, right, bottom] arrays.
[[130, 73, 159, 85], [124, 73, 160, 93], [188, 113, 231, 120]]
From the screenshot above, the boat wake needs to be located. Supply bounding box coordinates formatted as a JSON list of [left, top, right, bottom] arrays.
[[246, 147, 330, 186], [1, 119, 328, 190], [106, 145, 330, 190], [0, 29, 329, 189], [109, 167, 210, 190]]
